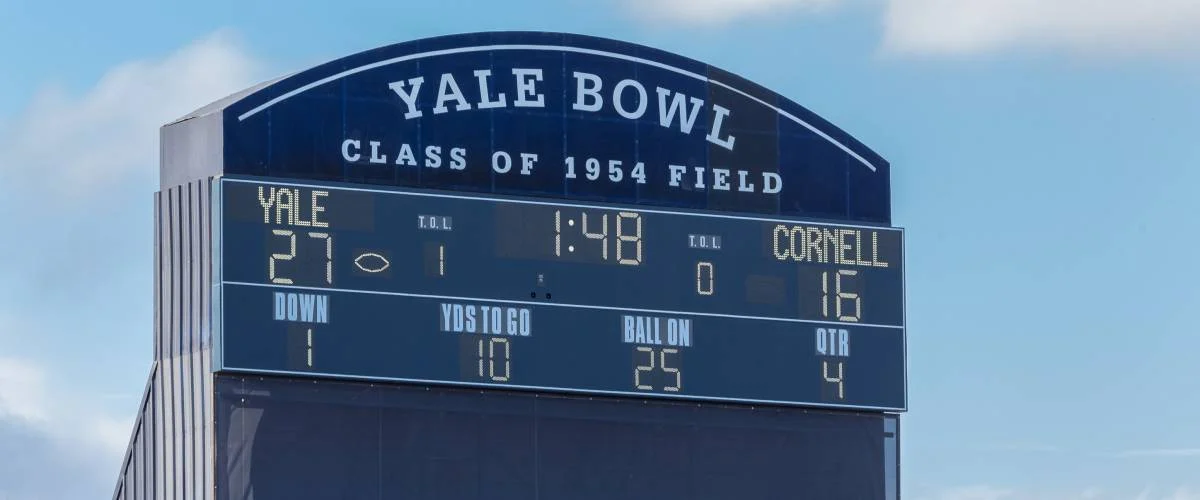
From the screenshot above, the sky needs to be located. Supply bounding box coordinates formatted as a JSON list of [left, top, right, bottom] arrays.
[[0, 0, 1198, 498]]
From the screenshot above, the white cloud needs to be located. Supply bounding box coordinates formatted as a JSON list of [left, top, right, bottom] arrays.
[[0, 355, 130, 459], [1137, 487, 1200, 500], [623, 0, 841, 25], [0, 313, 135, 463], [882, 0, 1200, 57], [975, 442, 1063, 453], [0, 357, 49, 423], [0, 29, 267, 498], [1166, 488, 1200, 500], [1115, 448, 1200, 458], [922, 485, 1200, 500], [929, 485, 1014, 500], [0, 28, 264, 197]]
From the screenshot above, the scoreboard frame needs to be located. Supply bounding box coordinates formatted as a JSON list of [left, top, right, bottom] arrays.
[[112, 30, 907, 500]]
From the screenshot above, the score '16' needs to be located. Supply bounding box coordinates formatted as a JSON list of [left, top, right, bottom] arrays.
[[822, 270, 861, 322], [690, 263, 862, 324]]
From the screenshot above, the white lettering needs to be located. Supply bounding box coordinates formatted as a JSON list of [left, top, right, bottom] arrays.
[[433, 73, 472, 114], [656, 88, 704, 134], [341, 139, 361, 162], [712, 168, 731, 191], [287, 294, 297, 321], [449, 147, 467, 170], [395, 143, 417, 166], [492, 151, 512, 173], [473, 69, 507, 109], [572, 72, 603, 112], [763, 172, 783, 194], [613, 79, 648, 119], [512, 68, 545, 108], [506, 308, 518, 335], [480, 306, 491, 333], [272, 293, 331, 324], [369, 140, 387, 164], [425, 145, 442, 168], [706, 104, 736, 150], [387, 77, 425, 119], [668, 164, 687, 187], [737, 170, 756, 192], [453, 305, 465, 331], [520, 153, 537, 175]]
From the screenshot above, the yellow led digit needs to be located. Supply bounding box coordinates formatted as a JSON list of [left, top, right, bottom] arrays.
[[477, 337, 511, 382], [634, 346, 655, 390], [489, 337, 511, 382], [696, 262, 714, 296], [477, 338, 485, 378], [821, 271, 829, 318], [836, 269, 861, 322], [583, 212, 608, 260], [616, 211, 642, 265], [822, 360, 845, 400], [269, 229, 295, 284], [307, 232, 332, 284], [554, 210, 562, 257], [660, 348, 681, 392]]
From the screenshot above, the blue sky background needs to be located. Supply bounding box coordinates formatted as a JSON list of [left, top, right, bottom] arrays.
[[1, 0, 1199, 498]]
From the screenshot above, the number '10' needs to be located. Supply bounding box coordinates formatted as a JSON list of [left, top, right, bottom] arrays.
[[478, 337, 511, 382]]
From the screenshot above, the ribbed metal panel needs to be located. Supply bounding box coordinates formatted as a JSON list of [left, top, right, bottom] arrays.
[[114, 178, 217, 499]]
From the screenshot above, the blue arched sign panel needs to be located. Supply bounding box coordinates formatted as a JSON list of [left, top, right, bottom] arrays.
[[220, 31, 891, 223]]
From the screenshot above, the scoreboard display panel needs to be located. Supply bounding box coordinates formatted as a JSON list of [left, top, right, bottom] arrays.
[[215, 177, 906, 411]]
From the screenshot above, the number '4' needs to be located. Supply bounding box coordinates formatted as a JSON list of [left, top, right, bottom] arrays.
[[630, 162, 646, 184]]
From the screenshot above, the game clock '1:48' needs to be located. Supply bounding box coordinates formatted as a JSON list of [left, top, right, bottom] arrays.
[[553, 209, 642, 265]]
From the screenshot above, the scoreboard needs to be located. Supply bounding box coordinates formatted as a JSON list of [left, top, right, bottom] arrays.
[[216, 178, 906, 411], [134, 31, 911, 500]]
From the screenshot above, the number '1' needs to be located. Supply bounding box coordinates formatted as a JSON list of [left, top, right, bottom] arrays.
[[478, 338, 511, 382]]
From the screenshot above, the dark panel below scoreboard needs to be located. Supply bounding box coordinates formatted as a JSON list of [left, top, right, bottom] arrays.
[[213, 375, 899, 500]]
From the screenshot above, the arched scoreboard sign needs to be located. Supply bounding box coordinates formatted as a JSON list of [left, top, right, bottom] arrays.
[[145, 31, 903, 500]]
